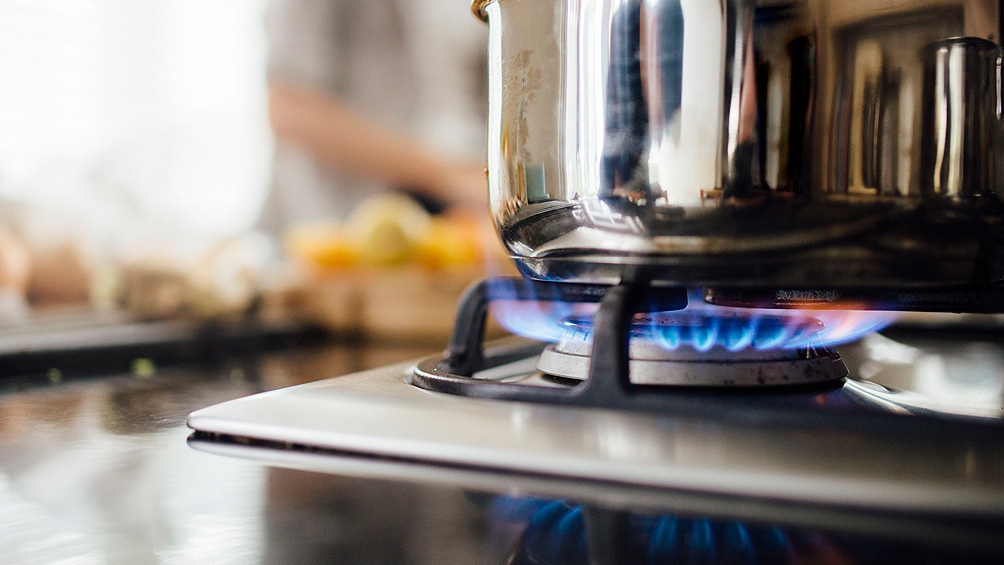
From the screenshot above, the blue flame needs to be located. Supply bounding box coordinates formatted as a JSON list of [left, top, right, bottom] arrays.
[[484, 282, 598, 343], [641, 314, 825, 352], [648, 516, 679, 562], [488, 285, 897, 352], [510, 499, 588, 564], [489, 299, 598, 342], [490, 495, 852, 564]]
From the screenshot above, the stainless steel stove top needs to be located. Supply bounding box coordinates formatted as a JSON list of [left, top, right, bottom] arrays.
[[188, 330, 1004, 520]]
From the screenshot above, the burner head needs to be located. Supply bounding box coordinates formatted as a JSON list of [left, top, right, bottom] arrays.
[[536, 313, 848, 387]]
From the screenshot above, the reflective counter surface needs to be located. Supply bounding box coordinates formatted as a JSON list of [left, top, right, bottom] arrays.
[[0, 342, 464, 564], [1, 337, 1002, 564]]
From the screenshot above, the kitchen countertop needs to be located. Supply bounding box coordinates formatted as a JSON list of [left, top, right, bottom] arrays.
[[2, 337, 1002, 564], [0, 340, 495, 564]]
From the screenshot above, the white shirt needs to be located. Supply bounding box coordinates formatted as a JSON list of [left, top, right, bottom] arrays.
[[260, 0, 487, 234]]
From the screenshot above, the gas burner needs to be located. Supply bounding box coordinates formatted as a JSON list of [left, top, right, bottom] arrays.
[[409, 278, 862, 412], [536, 314, 848, 386], [188, 275, 1004, 522]]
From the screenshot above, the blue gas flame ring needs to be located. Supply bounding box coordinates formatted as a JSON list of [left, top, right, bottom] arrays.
[[535, 312, 849, 385], [493, 497, 863, 565], [559, 313, 826, 354]]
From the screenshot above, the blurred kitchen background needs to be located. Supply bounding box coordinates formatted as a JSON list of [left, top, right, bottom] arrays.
[[0, 0, 503, 354], [0, 0, 270, 238], [0, 4, 510, 562]]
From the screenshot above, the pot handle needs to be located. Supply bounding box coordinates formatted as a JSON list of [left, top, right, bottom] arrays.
[[470, 0, 494, 23]]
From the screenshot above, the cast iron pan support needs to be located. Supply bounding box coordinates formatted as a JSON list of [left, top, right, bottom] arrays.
[[415, 277, 1004, 433], [583, 507, 633, 565], [580, 283, 640, 404], [435, 277, 688, 408], [440, 278, 491, 376]]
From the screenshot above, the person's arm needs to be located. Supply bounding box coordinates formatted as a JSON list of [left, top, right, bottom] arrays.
[[268, 81, 486, 208]]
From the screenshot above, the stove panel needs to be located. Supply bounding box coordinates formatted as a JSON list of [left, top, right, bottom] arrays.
[[188, 347, 1004, 517]]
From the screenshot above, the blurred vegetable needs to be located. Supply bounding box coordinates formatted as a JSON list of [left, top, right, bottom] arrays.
[[414, 217, 482, 269], [285, 224, 359, 269], [285, 193, 492, 272], [0, 228, 30, 294], [28, 236, 93, 306], [2, 204, 94, 307], [347, 193, 431, 265], [93, 236, 268, 320]]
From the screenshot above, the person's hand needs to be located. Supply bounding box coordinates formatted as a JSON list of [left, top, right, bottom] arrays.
[[270, 82, 490, 213]]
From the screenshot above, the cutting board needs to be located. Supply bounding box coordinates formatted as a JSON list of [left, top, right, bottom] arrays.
[[294, 265, 510, 343]]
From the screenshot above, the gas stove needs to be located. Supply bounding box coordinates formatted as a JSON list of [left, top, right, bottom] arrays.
[[189, 277, 1004, 530], [187, 0, 1004, 556]]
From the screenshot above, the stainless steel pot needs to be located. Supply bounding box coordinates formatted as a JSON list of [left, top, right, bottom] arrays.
[[473, 0, 1004, 288]]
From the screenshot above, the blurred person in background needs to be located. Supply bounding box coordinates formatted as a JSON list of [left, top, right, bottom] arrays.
[[260, 0, 489, 236]]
